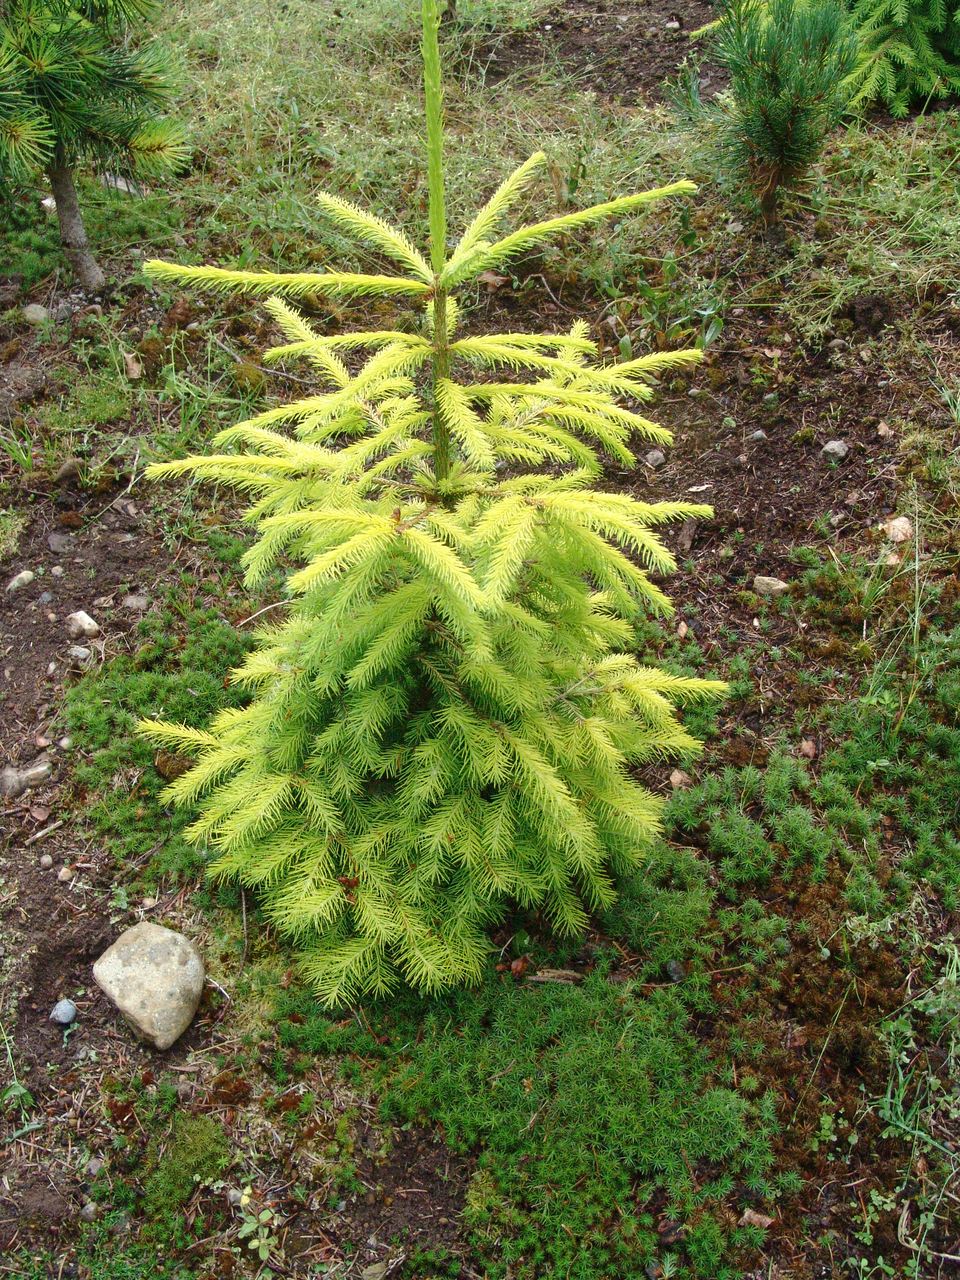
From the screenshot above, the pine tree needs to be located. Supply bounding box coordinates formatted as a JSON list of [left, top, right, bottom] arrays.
[[0, 0, 186, 290], [138, 0, 726, 1007], [847, 0, 960, 114], [684, 0, 858, 225]]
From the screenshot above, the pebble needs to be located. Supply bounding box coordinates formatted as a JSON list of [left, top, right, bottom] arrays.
[[48, 533, 74, 554], [665, 959, 687, 982], [753, 575, 790, 596], [46, 662, 57, 676], [876, 421, 894, 440], [50, 998, 78, 1026], [51, 565, 64, 577], [65, 610, 99, 639], [6, 569, 34, 592], [59, 736, 73, 750], [644, 448, 666, 469], [87, 1157, 105, 1178], [122, 593, 149, 611], [747, 429, 768, 442], [79, 1201, 98, 1223], [821, 439, 849, 462], [39, 854, 53, 870], [58, 865, 74, 883], [22, 303, 50, 327], [38, 591, 53, 604], [67, 645, 94, 668], [226, 1187, 244, 1208], [669, 769, 692, 790]]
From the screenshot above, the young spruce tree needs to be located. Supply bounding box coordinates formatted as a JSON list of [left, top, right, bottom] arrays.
[[139, 0, 726, 1006]]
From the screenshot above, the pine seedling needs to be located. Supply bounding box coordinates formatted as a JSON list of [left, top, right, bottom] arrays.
[[0, 0, 186, 289], [683, 0, 859, 224], [138, 0, 726, 1007]]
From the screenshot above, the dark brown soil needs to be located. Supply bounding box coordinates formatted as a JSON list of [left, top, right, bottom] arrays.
[[478, 0, 722, 104]]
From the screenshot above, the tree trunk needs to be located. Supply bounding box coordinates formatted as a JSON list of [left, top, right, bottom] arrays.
[[47, 151, 106, 293]]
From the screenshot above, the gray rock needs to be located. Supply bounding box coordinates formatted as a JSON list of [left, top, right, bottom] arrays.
[[67, 645, 94, 668], [59, 736, 73, 751], [821, 439, 849, 462], [86, 1156, 105, 1178], [753, 575, 790, 596], [6, 569, 34, 592], [50, 998, 77, 1026], [122, 593, 149, 611], [644, 448, 666, 469], [39, 591, 53, 604], [0, 757, 52, 798], [39, 853, 54, 870], [93, 923, 205, 1051], [22, 303, 50, 327], [48, 533, 74, 554], [65, 610, 99, 639], [665, 959, 687, 983], [79, 1201, 98, 1223], [747, 429, 768, 442]]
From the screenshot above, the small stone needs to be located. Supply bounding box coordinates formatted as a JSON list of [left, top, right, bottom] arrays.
[[798, 739, 818, 760], [39, 854, 54, 870], [22, 303, 50, 327], [645, 448, 666, 469], [665, 959, 687, 982], [226, 1187, 244, 1207], [58, 865, 74, 882], [122, 593, 149, 611], [821, 439, 849, 462], [876, 421, 894, 440], [747, 429, 768, 442], [665, 18, 680, 28], [51, 565, 65, 577], [67, 645, 94, 668], [6, 569, 34, 592], [50, 998, 77, 1026], [47, 662, 57, 676], [361, 1266, 389, 1280], [141, 896, 158, 910], [48, 533, 74, 554], [93, 923, 205, 1051], [38, 591, 53, 605], [65, 610, 99, 639], [86, 1157, 105, 1178], [79, 1201, 98, 1223], [880, 515, 913, 544], [753, 575, 790, 596], [669, 769, 692, 790], [59, 736, 73, 751]]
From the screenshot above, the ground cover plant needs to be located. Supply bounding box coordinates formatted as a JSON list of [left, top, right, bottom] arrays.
[[1, 0, 959, 1277]]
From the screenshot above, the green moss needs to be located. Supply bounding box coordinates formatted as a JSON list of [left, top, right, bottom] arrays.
[[143, 1113, 231, 1216]]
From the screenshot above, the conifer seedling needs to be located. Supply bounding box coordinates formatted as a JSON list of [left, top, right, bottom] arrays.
[[139, 0, 726, 1006]]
